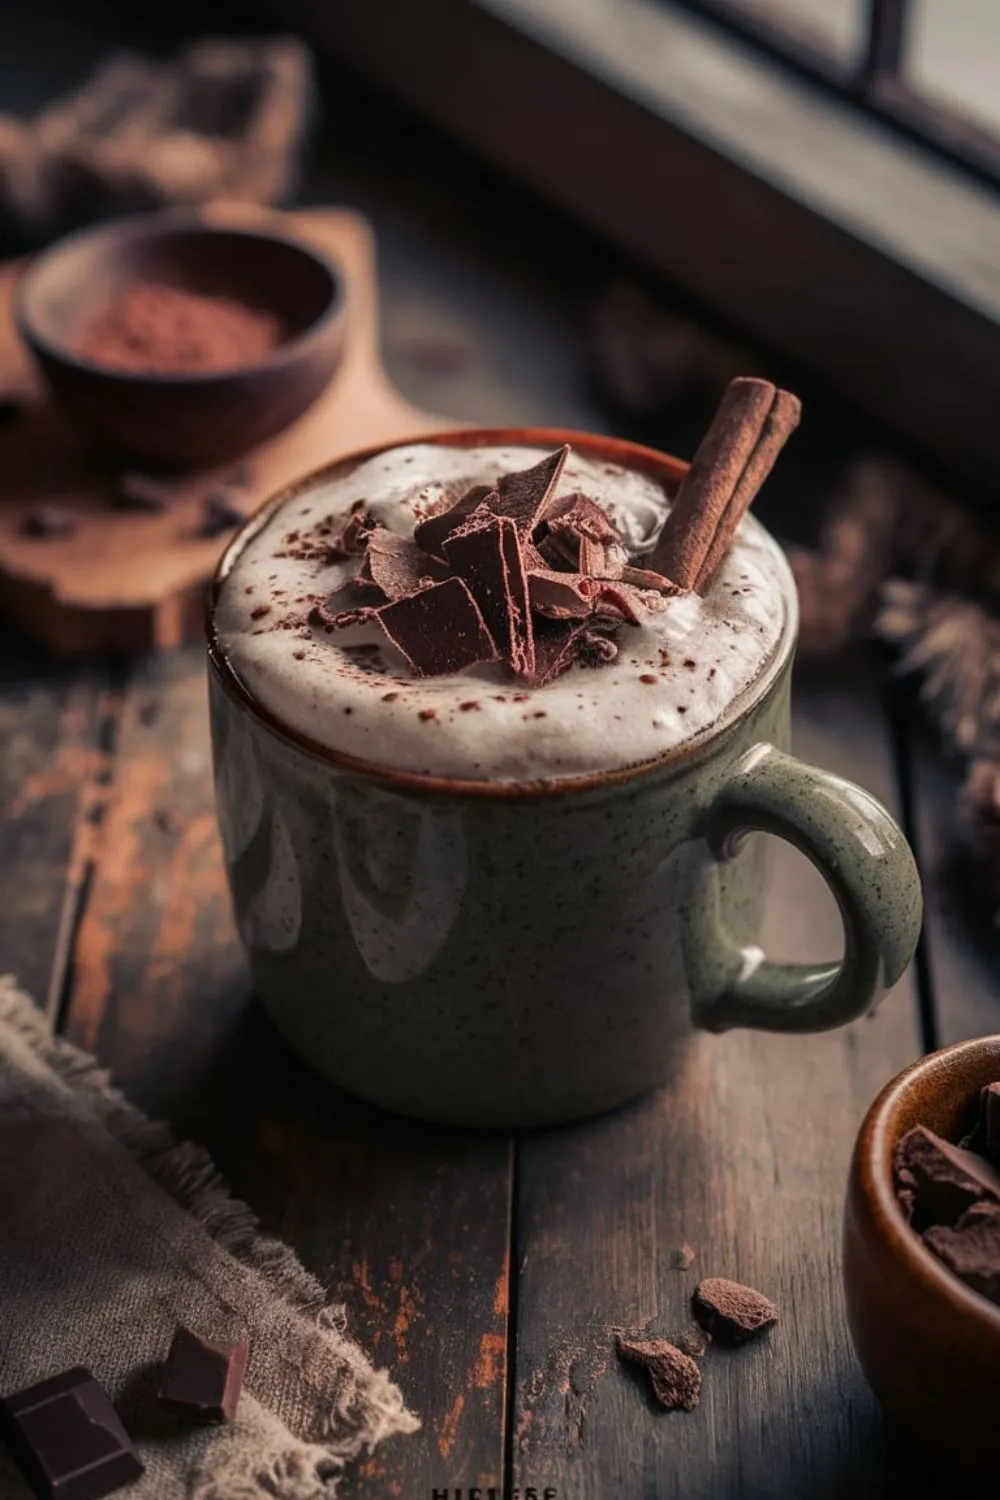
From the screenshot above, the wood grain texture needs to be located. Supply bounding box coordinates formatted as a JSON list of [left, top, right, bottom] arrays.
[[907, 728, 1000, 1046], [0, 639, 114, 1008], [511, 653, 923, 1500], [0, 203, 450, 654], [59, 645, 512, 1497]]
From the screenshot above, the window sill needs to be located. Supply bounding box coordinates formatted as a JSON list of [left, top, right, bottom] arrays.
[[256, 0, 1000, 493]]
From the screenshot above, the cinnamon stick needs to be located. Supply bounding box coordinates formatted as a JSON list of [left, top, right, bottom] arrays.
[[648, 377, 801, 592]]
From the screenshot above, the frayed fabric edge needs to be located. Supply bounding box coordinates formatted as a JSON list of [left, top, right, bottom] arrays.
[[0, 975, 420, 1477]]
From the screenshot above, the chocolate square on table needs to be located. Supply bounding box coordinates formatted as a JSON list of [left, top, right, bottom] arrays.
[[0, 1366, 144, 1500], [157, 1326, 249, 1424]]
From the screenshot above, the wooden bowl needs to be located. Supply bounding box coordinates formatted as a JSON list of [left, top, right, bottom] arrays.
[[844, 1036, 1000, 1483], [13, 210, 346, 470]]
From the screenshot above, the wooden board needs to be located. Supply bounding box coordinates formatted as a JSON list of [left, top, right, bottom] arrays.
[[0, 202, 449, 655], [59, 645, 512, 1498], [510, 652, 923, 1499]]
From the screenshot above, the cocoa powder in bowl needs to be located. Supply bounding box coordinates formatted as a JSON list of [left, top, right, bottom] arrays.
[[74, 280, 283, 375]]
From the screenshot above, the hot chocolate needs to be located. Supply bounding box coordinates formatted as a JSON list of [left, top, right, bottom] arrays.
[[214, 440, 792, 780]]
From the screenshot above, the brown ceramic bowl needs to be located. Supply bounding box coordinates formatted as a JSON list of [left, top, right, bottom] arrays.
[[14, 209, 345, 470], [844, 1036, 1000, 1484]]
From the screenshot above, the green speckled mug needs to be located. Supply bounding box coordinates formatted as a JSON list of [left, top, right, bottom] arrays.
[[207, 428, 923, 1127]]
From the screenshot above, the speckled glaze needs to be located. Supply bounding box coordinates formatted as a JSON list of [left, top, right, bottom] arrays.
[[207, 428, 923, 1127]]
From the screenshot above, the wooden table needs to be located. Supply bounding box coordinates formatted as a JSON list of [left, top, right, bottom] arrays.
[[0, 73, 992, 1500]]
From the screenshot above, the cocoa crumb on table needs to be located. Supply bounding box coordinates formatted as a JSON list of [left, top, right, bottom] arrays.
[[615, 1334, 701, 1412], [692, 1278, 778, 1344]]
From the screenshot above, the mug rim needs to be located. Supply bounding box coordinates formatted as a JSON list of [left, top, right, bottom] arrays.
[[206, 425, 799, 801]]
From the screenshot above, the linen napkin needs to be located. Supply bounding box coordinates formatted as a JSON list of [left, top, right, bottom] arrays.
[[0, 976, 418, 1498]]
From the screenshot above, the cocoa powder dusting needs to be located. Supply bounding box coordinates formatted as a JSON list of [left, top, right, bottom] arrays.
[[75, 280, 283, 374]]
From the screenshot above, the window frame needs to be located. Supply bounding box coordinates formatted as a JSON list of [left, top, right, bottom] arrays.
[[681, 0, 1000, 188]]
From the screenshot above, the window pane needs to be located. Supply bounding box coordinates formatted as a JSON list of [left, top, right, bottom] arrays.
[[906, 0, 1000, 138], [717, 0, 866, 66]]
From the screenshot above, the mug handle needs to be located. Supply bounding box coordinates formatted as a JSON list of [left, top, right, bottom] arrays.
[[691, 743, 923, 1034]]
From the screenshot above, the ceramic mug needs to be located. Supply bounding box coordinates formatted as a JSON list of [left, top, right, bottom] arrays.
[[207, 427, 923, 1128]]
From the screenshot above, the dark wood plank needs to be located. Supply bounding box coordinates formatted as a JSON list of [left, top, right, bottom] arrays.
[[0, 639, 112, 1009], [907, 727, 1000, 1045], [60, 645, 513, 1497], [511, 652, 922, 1500]]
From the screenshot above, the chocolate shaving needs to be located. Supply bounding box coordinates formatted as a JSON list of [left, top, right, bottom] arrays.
[[527, 569, 597, 619], [444, 512, 535, 678], [487, 444, 569, 535], [531, 619, 591, 684], [362, 528, 448, 600], [310, 601, 376, 632], [577, 628, 619, 666], [649, 376, 801, 592], [619, 564, 683, 595], [537, 491, 628, 577], [615, 1335, 701, 1412], [326, 506, 375, 559], [413, 483, 493, 559], [376, 577, 498, 676], [591, 580, 669, 625]]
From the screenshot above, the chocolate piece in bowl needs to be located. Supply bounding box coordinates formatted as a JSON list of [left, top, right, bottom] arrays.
[[924, 1204, 1000, 1306], [893, 1123, 1000, 1228], [0, 1366, 144, 1499], [158, 1324, 248, 1423]]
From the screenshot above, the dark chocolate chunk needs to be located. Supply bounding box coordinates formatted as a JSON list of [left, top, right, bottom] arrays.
[[113, 472, 175, 512], [20, 504, 77, 539], [529, 619, 589, 685], [376, 577, 498, 676], [692, 1277, 778, 1344], [894, 1124, 1000, 1228], [413, 483, 492, 560], [487, 445, 569, 536], [0, 1366, 144, 1499], [535, 491, 626, 576], [924, 1203, 1000, 1307], [615, 1335, 701, 1412], [158, 1325, 248, 1423], [444, 513, 535, 678], [362, 528, 447, 600]]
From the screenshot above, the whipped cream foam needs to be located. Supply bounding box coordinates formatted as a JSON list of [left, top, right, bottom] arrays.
[[214, 442, 793, 780]]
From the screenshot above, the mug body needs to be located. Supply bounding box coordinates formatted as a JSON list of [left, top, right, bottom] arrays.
[[208, 652, 790, 1127]]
